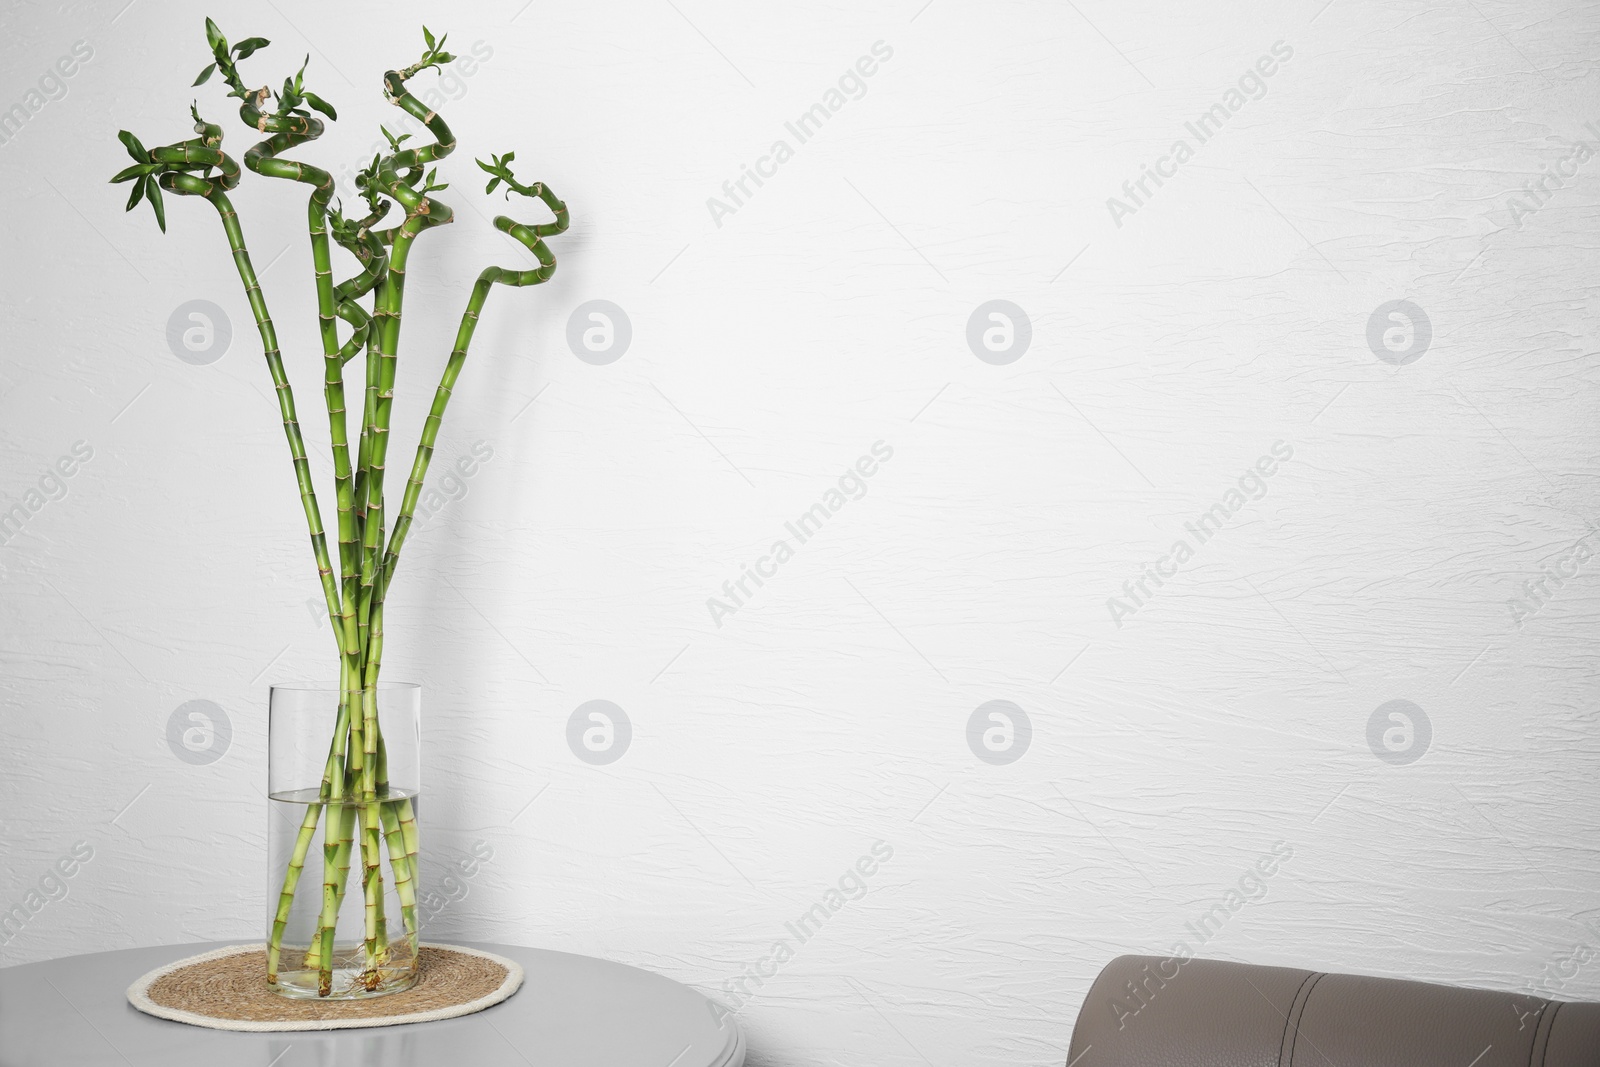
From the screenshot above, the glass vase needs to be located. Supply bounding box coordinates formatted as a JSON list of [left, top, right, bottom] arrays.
[[266, 682, 422, 999]]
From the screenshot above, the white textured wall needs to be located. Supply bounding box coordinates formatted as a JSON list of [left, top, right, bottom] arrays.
[[3, 0, 1599, 1062]]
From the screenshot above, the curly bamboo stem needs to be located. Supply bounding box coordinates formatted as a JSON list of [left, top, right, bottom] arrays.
[[379, 200, 567, 602], [159, 172, 345, 645]]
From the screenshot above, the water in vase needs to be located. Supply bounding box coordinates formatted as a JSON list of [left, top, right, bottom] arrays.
[[266, 788, 421, 999]]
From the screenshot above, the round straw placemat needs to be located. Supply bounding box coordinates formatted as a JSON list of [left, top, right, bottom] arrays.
[[126, 942, 522, 1032]]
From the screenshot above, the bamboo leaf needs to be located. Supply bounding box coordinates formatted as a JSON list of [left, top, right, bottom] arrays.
[[146, 179, 167, 232], [422, 25, 436, 50], [435, 52, 454, 64], [204, 17, 225, 51], [475, 157, 496, 174], [117, 129, 147, 161], [194, 63, 216, 85], [503, 151, 514, 163], [303, 91, 337, 120], [125, 176, 146, 211], [485, 177, 500, 194], [233, 36, 269, 58], [110, 163, 149, 183]]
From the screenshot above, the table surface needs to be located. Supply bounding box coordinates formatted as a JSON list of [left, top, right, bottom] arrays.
[[0, 941, 745, 1067]]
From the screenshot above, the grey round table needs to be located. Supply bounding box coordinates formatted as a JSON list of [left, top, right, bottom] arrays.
[[0, 941, 745, 1067]]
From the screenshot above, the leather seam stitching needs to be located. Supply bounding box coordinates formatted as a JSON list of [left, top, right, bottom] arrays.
[[1279, 970, 1322, 1067], [1532, 1000, 1562, 1067], [1292, 972, 1328, 1067]]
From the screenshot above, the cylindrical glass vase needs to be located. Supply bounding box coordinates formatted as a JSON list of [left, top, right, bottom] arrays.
[[266, 682, 422, 999]]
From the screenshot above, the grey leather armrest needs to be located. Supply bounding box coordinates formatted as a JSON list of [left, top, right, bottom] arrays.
[[1067, 954, 1600, 1066]]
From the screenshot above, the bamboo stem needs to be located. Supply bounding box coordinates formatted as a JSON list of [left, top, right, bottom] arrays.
[[377, 799, 416, 941], [268, 723, 349, 978], [267, 801, 319, 983], [379, 197, 567, 601], [160, 172, 345, 655]]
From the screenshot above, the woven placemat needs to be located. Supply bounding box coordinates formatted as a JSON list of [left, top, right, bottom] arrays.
[[127, 943, 523, 1032]]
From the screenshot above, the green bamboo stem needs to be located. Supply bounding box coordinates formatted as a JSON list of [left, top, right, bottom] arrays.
[[357, 62, 457, 740], [294, 692, 363, 977], [380, 776, 420, 943], [377, 799, 416, 942], [394, 791, 419, 896], [236, 101, 351, 636], [356, 229, 427, 649], [353, 61, 460, 605], [358, 73, 458, 613], [148, 142, 240, 187], [331, 214, 387, 369], [354, 311, 382, 609], [364, 730, 417, 945], [154, 113, 345, 649], [333, 797, 358, 930], [312, 663, 357, 992], [266, 695, 352, 982], [301, 671, 357, 983], [379, 200, 568, 603], [345, 213, 389, 528], [305, 774, 354, 972], [268, 802, 320, 982], [373, 829, 391, 960], [327, 209, 389, 639], [359, 798, 385, 978], [157, 170, 345, 653], [312, 802, 351, 988], [371, 724, 416, 943], [221, 48, 378, 676], [302, 678, 356, 974]]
